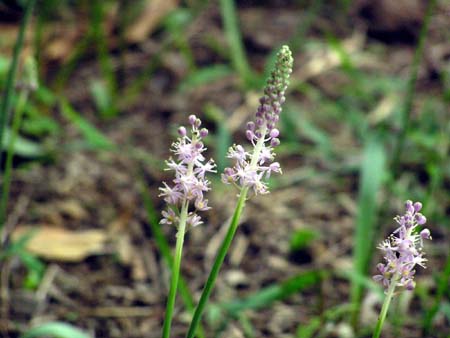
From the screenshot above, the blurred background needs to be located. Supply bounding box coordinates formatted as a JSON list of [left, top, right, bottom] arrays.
[[0, 0, 449, 337]]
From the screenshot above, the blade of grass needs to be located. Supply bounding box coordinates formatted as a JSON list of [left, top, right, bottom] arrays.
[[59, 99, 115, 151], [0, 85, 30, 231], [178, 65, 233, 92], [350, 134, 386, 327], [90, 0, 118, 118], [296, 303, 353, 338], [139, 179, 205, 338], [20, 322, 91, 338], [218, 270, 322, 315], [391, 0, 437, 175], [219, 0, 255, 88], [208, 271, 322, 337], [0, 0, 36, 165]]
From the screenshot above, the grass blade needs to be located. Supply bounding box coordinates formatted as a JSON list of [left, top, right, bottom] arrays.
[[0, 0, 36, 164], [350, 135, 386, 326], [218, 270, 322, 315], [20, 322, 91, 338], [219, 0, 254, 88], [59, 99, 115, 151]]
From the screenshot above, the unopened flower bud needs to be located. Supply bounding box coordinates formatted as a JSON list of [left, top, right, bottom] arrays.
[[178, 126, 187, 136], [420, 229, 431, 240], [414, 202, 422, 212], [405, 200, 414, 213], [270, 128, 279, 138], [270, 138, 280, 147], [415, 213, 426, 225], [189, 114, 197, 125], [246, 130, 254, 141], [246, 121, 255, 131]]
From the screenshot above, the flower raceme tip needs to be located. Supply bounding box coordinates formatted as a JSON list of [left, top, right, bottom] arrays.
[[373, 200, 431, 291], [222, 45, 293, 195]]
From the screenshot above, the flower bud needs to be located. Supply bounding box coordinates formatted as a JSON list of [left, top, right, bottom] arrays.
[[189, 114, 197, 125], [270, 128, 280, 138]]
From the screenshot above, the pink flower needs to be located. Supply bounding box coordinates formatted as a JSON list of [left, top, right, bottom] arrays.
[[159, 115, 216, 228], [373, 200, 431, 291]]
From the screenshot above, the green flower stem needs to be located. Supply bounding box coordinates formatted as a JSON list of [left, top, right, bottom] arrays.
[[372, 279, 397, 338], [186, 129, 267, 338], [186, 187, 248, 338], [162, 200, 189, 338]]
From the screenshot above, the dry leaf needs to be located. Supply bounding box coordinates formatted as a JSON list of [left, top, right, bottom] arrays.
[[125, 0, 178, 43], [12, 225, 108, 262]]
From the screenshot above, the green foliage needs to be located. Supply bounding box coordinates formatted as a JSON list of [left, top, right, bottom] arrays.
[[0, 231, 45, 290], [20, 322, 91, 338], [351, 135, 386, 322], [60, 99, 115, 151], [178, 65, 233, 92], [289, 228, 319, 251]]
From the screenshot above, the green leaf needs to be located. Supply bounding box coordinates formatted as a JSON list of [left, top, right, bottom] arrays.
[[2, 127, 46, 157], [289, 228, 319, 251], [60, 99, 115, 150], [90, 79, 114, 118], [351, 135, 386, 319], [0, 56, 10, 77], [178, 65, 233, 92], [218, 270, 322, 315], [20, 322, 92, 338]]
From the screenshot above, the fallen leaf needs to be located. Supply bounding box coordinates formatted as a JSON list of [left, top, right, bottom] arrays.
[[125, 0, 178, 43], [12, 225, 108, 262]]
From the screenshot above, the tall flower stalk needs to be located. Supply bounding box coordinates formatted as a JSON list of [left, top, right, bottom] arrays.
[[372, 200, 431, 338], [186, 45, 293, 338], [160, 115, 216, 338]]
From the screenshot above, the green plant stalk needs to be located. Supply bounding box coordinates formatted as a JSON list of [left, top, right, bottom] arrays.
[[219, 0, 253, 88], [372, 279, 397, 338], [391, 0, 436, 175], [162, 153, 198, 338], [139, 181, 205, 338], [0, 90, 29, 230], [0, 0, 36, 164], [186, 187, 248, 338], [186, 129, 267, 338], [162, 200, 189, 338]]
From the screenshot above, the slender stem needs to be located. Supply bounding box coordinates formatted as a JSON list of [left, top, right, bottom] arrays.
[[162, 201, 189, 338], [186, 187, 248, 338], [0, 90, 29, 237], [0, 0, 36, 166], [186, 131, 267, 337], [372, 280, 397, 338]]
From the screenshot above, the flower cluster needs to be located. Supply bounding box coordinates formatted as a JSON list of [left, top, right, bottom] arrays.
[[373, 200, 431, 291], [159, 115, 216, 228], [222, 45, 293, 195]]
